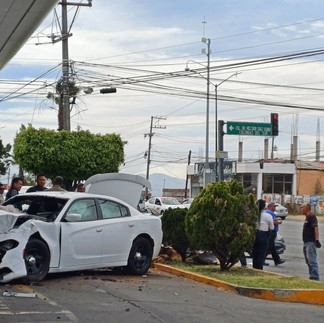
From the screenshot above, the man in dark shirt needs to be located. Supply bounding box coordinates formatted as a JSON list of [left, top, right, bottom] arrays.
[[302, 203, 321, 281], [5, 177, 23, 200], [26, 174, 46, 192]]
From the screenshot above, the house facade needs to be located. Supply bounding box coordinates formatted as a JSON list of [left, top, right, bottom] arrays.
[[187, 160, 324, 213]]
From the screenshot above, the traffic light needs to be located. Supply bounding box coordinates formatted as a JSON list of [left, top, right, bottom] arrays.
[[100, 87, 117, 94], [271, 113, 279, 136]]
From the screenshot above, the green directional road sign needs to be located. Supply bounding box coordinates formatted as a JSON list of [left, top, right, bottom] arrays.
[[227, 121, 272, 136]]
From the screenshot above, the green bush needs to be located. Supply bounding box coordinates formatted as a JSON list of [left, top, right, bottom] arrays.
[[161, 208, 190, 262], [185, 180, 258, 271]]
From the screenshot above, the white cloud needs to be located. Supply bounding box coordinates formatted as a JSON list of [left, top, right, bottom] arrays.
[[2, 0, 324, 181]]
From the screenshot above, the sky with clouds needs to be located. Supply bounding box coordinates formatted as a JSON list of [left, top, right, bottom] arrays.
[[1, 0, 324, 183]]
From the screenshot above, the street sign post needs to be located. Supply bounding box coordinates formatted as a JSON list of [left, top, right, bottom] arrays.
[[216, 151, 228, 159], [227, 121, 272, 136]]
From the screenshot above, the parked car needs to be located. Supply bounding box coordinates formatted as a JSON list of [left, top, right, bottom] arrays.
[[274, 203, 288, 220], [0, 174, 162, 284], [145, 197, 185, 215], [181, 198, 194, 209], [245, 233, 286, 259]]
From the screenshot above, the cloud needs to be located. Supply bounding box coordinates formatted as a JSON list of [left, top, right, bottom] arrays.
[[2, 0, 324, 180]]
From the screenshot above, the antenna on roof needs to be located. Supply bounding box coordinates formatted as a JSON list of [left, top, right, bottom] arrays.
[[202, 17, 207, 37]]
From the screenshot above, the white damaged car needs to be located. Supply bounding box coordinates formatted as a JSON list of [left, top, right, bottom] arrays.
[[0, 174, 162, 284]]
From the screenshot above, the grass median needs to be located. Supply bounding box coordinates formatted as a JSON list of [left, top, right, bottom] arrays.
[[164, 260, 324, 290]]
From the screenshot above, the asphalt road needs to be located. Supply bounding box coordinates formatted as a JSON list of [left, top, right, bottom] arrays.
[[0, 216, 323, 322], [251, 216, 324, 280], [1, 269, 324, 323]]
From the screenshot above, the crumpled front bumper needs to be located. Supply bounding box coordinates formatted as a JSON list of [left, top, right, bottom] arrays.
[[0, 226, 36, 283], [0, 239, 27, 283]]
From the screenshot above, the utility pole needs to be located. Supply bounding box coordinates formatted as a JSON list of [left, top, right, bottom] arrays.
[[61, 0, 70, 131], [218, 120, 225, 181], [58, 1, 92, 131], [185, 150, 192, 198], [144, 116, 166, 197]]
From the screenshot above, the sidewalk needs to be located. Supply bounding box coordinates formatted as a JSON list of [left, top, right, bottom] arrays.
[[153, 263, 324, 306]]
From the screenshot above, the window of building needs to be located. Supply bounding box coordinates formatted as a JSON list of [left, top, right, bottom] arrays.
[[235, 173, 258, 194], [262, 174, 292, 194]]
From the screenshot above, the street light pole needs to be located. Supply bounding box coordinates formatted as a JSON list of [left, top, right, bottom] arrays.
[[215, 84, 218, 181], [185, 61, 240, 183], [202, 38, 211, 164], [214, 72, 241, 181]]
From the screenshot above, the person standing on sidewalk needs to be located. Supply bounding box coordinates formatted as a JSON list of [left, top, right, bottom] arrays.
[[265, 201, 285, 266], [301, 202, 321, 281]]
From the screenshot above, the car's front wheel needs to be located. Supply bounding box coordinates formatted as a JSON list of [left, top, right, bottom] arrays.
[[23, 239, 50, 283], [126, 237, 153, 275]]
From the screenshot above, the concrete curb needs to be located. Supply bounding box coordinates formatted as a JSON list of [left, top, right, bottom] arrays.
[[153, 263, 324, 305]]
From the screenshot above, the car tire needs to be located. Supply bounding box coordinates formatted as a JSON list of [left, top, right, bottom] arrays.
[[23, 239, 50, 283], [126, 237, 153, 275]]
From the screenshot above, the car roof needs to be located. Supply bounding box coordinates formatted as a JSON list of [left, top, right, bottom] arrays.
[[16, 191, 134, 207]]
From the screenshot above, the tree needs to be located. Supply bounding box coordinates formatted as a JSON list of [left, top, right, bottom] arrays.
[[185, 180, 258, 271], [161, 208, 190, 262], [0, 137, 11, 175], [315, 179, 323, 195], [13, 124, 125, 186]]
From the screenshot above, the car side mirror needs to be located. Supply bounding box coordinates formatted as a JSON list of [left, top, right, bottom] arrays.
[[65, 213, 82, 222]]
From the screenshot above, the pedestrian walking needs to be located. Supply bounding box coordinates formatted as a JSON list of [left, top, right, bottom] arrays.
[[301, 202, 321, 281], [252, 199, 274, 270]]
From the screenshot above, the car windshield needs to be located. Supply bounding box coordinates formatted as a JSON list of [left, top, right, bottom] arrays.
[[161, 198, 180, 205], [2, 195, 68, 222]]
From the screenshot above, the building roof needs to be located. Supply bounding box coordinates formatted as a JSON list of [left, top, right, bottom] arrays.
[[0, 0, 58, 70], [295, 161, 324, 171]]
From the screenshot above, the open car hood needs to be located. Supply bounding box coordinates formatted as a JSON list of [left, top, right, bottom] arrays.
[[85, 173, 151, 209]]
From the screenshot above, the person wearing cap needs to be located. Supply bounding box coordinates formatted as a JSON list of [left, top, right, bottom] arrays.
[[0, 183, 5, 204], [265, 201, 285, 266], [301, 202, 321, 281], [46, 176, 66, 191], [252, 199, 274, 270], [26, 174, 47, 192]]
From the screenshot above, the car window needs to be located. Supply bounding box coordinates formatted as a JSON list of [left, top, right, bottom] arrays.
[[162, 198, 180, 205], [148, 197, 155, 204], [98, 199, 129, 219], [66, 199, 97, 221], [2, 195, 67, 222], [155, 199, 161, 205]]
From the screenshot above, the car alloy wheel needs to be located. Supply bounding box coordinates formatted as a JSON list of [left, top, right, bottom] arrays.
[[23, 239, 50, 283], [126, 237, 153, 275]]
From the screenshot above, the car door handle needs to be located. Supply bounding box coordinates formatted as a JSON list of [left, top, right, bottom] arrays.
[[128, 223, 134, 227], [96, 228, 103, 232]]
